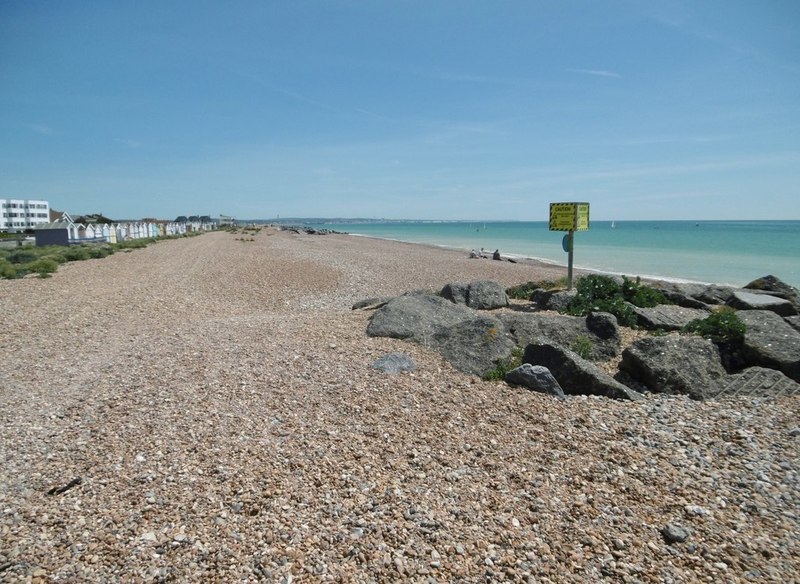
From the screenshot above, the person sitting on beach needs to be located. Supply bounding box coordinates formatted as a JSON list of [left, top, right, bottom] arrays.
[[492, 249, 501, 260]]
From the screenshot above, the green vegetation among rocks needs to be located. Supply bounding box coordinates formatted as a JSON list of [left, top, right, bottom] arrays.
[[566, 275, 668, 327], [484, 346, 524, 381]]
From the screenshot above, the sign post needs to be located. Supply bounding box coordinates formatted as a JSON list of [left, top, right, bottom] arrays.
[[549, 202, 590, 290]]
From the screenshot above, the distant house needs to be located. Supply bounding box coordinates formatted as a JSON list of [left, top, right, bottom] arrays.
[[1, 198, 50, 232]]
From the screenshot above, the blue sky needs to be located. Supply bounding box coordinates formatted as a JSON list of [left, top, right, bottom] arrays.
[[1, 1, 798, 221]]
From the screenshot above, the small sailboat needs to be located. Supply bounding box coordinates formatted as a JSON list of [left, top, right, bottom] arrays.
[[611, 220, 616, 229]]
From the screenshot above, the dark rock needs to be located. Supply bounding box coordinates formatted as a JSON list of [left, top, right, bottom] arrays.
[[586, 312, 620, 341], [695, 285, 737, 306], [441, 280, 508, 310], [738, 310, 800, 382], [545, 290, 577, 312], [367, 293, 474, 340], [47, 476, 82, 496], [619, 336, 727, 400], [652, 283, 711, 309], [367, 293, 513, 377], [787, 316, 800, 332], [372, 353, 416, 374], [744, 275, 800, 312], [432, 316, 514, 377], [505, 364, 566, 399], [499, 312, 620, 360], [352, 297, 392, 310], [633, 305, 710, 331], [727, 290, 797, 316], [661, 524, 691, 544], [466, 280, 508, 310], [441, 283, 469, 305], [523, 343, 643, 400], [710, 367, 800, 398]]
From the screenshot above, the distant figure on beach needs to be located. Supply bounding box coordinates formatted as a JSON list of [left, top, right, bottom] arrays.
[[492, 249, 501, 260]]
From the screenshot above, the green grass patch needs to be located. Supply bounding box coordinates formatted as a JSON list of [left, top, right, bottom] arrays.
[[570, 335, 594, 359], [484, 347, 524, 381], [683, 306, 746, 345]]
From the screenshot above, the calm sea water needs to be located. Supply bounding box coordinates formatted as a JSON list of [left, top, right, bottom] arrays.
[[308, 220, 800, 288]]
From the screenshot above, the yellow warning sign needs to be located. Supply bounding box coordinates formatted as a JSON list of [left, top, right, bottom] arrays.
[[549, 202, 590, 231]]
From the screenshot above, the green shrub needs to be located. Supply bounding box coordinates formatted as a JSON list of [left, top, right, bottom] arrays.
[[87, 245, 114, 258], [683, 307, 746, 345], [566, 275, 638, 327], [564, 274, 660, 327], [28, 258, 59, 275], [0, 260, 18, 279], [576, 274, 621, 302], [113, 239, 148, 250], [622, 276, 668, 308], [570, 335, 593, 359], [684, 307, 747, 372], [484, 347, 524, 381], [6, 248, 39, 264], [62, 246, 92, 261], [42, 253, 67, 264]]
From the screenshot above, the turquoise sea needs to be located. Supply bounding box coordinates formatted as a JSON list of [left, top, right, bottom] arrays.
[[308, 220, 800, 288]]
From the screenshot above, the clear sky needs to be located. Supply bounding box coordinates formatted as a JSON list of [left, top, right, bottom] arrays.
[[1, 1, 798, 221]]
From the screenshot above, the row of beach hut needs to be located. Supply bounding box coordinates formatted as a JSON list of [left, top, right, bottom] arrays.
[[34, 213, 215, 246]]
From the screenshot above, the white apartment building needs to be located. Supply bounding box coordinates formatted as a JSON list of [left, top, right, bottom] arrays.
[[0, 199, 50, 231]]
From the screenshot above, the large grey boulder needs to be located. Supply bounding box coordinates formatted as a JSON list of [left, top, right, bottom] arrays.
[[498, 312, 620, 360], [442, 280, 509, 310], [744, 275, 800, 313], [440, 282, 469, 305], [545, 290, 577, 312], [695, 285, 737, 306], [619, 336, 727, 400], [367, 293, 474, 340], [710, 367, 800, 399], [586, 312, 620, 341], [523, 343, 643, 401], [431, 316, 515, 376], [467, 280, 509, 310], [786, 316, 800, 333], [727, 290, 797, 316], [367, 293, 514, 377], [738, 310, 800, 382], [652, 282, 713, 309], [505, 364, 566, 400], [633, 305, 710, 331]]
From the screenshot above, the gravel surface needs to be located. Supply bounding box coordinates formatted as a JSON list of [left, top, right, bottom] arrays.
[[1, 230, 798, 583]]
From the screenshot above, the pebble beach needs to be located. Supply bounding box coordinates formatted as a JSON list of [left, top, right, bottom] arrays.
[[1, 229, 798, 583]]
